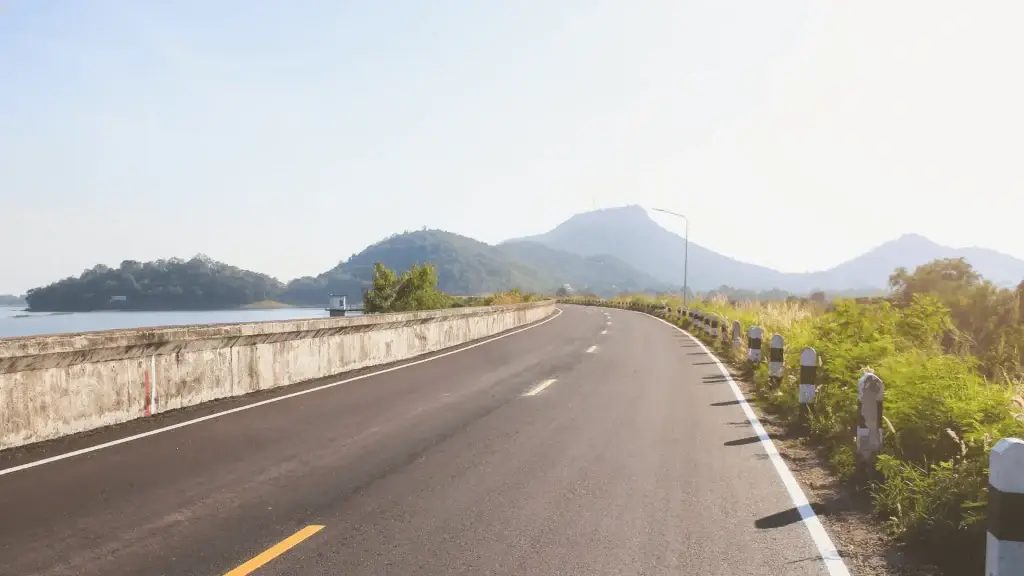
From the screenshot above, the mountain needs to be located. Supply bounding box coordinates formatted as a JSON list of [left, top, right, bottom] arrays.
[[506, 205, 1024, 293], [507, 205, 792, 291], [811, 234, 1024, 290], [280, 229, 667, 305]]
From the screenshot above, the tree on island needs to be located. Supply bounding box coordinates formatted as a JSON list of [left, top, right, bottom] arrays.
[[24, 255, 285, 312]]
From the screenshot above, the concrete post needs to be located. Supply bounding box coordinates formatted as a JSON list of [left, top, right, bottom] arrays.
[[856, 372, 884, 466], [720, 317, 730, 345], [747, 326, 763, 363], [703, 312, 711, 336], [710, 315, 719, 338], [987, 438, 1024, 575], [768, 334, 784, 382], [799, 348, 817, 418], [732, 320, 742, 348]]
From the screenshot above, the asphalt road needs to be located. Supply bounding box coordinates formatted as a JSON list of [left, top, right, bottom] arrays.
[[0, 305, 833, 576]]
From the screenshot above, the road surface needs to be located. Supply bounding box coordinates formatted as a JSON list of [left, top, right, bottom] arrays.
[[0, 305, 835, 575]]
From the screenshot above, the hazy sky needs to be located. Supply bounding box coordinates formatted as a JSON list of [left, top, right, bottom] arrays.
[[3, 1, 1023, 294]]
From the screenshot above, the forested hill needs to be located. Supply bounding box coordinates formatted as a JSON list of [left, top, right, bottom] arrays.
[[23, 231, 662, 311], [25, 255, 285, 312], [279, 229, 666, 306]]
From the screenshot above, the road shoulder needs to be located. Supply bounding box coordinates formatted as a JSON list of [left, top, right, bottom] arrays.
[[717, 359, 940, 576]]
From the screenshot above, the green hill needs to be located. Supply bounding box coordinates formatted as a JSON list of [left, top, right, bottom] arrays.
[[25, 255, 285, 312], [281, 229, 666, 305], [22, 230, 668, 311]]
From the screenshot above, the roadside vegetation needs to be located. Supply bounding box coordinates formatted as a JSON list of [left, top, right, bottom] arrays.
[[361, 262, 543, 313], [563, 257, 1024, 573]]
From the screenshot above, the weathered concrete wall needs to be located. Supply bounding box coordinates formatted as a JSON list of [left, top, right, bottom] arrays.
[[0, 301, 555, 450]]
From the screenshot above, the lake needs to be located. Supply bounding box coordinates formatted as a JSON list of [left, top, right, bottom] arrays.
[[0, 306, 359, 339]]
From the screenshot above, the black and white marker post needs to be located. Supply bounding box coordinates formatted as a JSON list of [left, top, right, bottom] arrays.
[[856, 372, 884, 473], [747, 326, 763, 364], [987, 437, 1024, 575], [710, 315, 719, 339], [768, 334, 784, 388], [798, 347, 817, 421]]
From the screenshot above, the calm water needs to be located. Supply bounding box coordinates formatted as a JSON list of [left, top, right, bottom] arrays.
[[0, 306, 360, 339]]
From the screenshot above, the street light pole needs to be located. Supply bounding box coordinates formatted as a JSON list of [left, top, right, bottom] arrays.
[[652, 207, 689, 307]]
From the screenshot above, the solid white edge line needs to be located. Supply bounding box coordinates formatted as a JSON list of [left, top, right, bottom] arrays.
[[0, 307, 565, 477], [625, 308, 852, 576], [523, 378, 557, 397]]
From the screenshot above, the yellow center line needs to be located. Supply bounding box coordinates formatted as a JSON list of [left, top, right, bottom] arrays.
[[224, 525, 325, 576]]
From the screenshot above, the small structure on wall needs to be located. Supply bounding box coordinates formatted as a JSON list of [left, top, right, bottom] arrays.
[[328, 294, 350, 317]]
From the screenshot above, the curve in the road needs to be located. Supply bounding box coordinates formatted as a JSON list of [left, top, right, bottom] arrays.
[[0, 305, 853, 576]]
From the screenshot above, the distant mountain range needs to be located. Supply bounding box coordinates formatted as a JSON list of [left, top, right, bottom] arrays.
[[279, 229, 666, 305], [24, 205, 1023, 311], [506, 205, 1024, 293], [0, 294, 26, 307]]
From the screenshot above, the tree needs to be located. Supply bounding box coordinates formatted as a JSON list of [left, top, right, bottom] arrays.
[[888, 258, 1024, 378], [24, 256, 285, 311], [362, 262, 451, 313], [362, 263, 398, 313]]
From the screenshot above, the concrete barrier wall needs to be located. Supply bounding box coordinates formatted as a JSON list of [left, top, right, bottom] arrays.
[[0, 300, 555, 450]]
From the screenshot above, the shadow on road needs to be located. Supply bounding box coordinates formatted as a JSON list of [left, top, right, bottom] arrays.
[[724, 435, 775, 446], [710, 399, 746, 406], [754, 503, 830, 529], [701, 374, 730, 384]]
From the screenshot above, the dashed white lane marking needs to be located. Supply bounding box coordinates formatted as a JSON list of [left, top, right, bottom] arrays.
[[633, 310, 852, 576], [585, 345, 598, 353], [600, 329, 608, 335], [523, 378, 557, 397], [0, 308, 565, 477]]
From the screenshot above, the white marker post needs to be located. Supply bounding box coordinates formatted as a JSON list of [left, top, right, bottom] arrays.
[[768, 334, 784, 387], [732, 320, 742, 349], [710, 315, 719, 338], [720, 316, 729, 345], [856, 372, 884, 469], [747, 326, 763, 363], [799, 347, 817, 420], [703, 312, 711, 336], [987, 438, 1024, 576]]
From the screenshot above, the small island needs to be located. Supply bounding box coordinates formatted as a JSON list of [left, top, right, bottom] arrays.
[[24, 255, 289, 312]]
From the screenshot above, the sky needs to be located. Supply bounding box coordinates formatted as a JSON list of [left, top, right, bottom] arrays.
[[2, 1, 1023, 294]]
